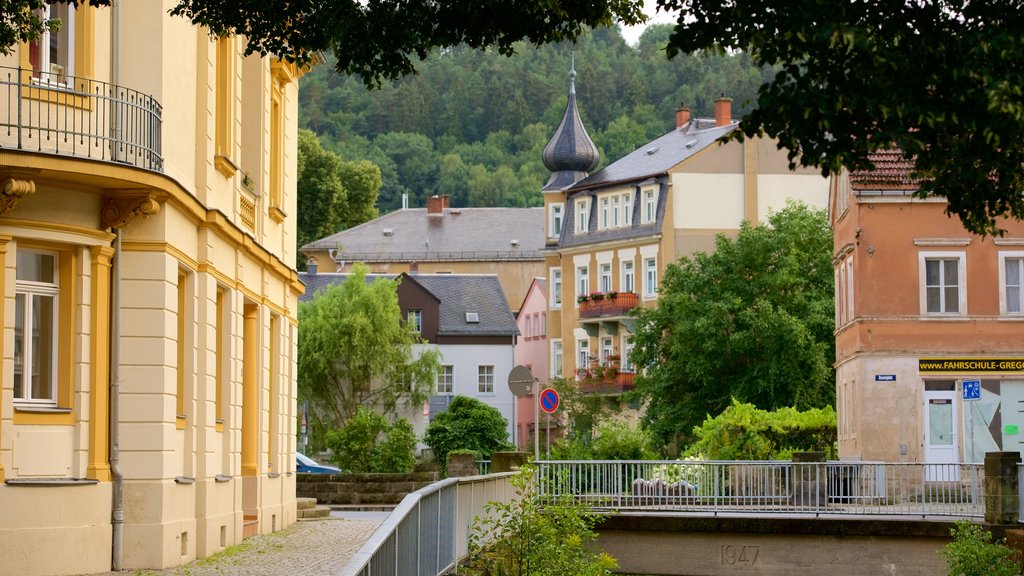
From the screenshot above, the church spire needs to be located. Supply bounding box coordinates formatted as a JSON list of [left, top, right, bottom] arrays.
[[542, 55, 599, 191]]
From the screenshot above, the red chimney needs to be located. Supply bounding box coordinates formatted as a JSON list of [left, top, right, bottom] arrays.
[[426, 195, 450, 215], [675, 106, 691, 128], [715, 96, 733, 127]]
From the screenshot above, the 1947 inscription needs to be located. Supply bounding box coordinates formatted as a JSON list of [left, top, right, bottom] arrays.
[[720, 544, 760, 567]]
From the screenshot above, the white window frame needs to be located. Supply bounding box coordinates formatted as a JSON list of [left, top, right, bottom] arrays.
[[612, 195, 621, 227], [408, 309, 422, 334], [600, 196, 610, 229], [551, 339, 563, 378], [599, 263, 612, 293], [478, 365, 495, 394], [918, 251, 966, 316], [601, 337, 613, 364], [14, 249, 60, 405], [30, 2, 76, 83], [437, 365, 454, 395], [999, 251, 1024, 315], [577, 338, 590, 372], [643, 188, 657, 224], [549, 203, 563, 239], [623, 192, 633, 226], [643, 256, 658, 299], [622, 259, 635, 294], [576, 265, 589, 304], [621, 336, 634, 372], [575, 197, 590, 233], [550, 267, 562, 308]]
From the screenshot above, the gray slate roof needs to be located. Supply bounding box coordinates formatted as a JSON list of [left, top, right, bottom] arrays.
[[300, 207, 544, 262], [569, 120, 737, 190], [408, 274, 519, 337]]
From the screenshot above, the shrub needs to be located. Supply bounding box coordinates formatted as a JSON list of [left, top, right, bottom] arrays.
[[423, 395, 512, 475], [942, 520, 1022, 576], [463, 464, 617, 576], [684, 399, 837, 460], [591, 419, 656, 460], [324, 407, 416, 473]]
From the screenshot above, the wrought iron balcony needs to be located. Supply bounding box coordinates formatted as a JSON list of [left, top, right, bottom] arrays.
[[578, 291, 639, 319], [576, 367, 636, 394], [0, 66, 163, 172]]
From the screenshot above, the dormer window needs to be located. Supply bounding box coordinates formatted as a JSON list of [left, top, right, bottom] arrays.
[[465, 312, 480, 323], [549, 203, 563, 238], [575, 197, 590, 233], [643, 188, 658, 224]]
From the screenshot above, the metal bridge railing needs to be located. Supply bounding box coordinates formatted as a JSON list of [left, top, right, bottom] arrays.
[[0, 66, 163, 172], [535, 460, 984, 518], [341, 472, 516, 576]]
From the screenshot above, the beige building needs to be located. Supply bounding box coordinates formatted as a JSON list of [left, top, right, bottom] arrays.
[[831, 151, 1024, 466], [301, 195, 545, 312], [0, 4, 303, 575], [542, 69, 829, 386]]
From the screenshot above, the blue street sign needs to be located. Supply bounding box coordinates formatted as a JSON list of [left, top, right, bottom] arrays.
[[539, 388, 560, 414], [963, 379, 981, 401], [875, 374, 897, 382]]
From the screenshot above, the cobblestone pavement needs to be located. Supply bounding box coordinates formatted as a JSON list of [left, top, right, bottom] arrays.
[[82, 517, 382, 576]]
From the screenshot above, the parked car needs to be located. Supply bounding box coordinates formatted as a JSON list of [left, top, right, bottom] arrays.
[[297, 452, 341, 474]]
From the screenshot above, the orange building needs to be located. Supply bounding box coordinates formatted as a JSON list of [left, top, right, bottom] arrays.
[[831, 151, 1024, 465]]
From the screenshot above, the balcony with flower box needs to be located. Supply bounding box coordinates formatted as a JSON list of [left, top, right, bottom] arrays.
[[576, 291, 639, 336], [575, 360, 636, 395]]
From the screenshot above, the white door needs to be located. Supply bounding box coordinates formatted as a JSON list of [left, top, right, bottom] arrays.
[[924, 391, 958, 481]]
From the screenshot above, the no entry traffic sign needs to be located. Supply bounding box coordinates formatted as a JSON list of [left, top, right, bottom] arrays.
[[539, 388, 560, 414]]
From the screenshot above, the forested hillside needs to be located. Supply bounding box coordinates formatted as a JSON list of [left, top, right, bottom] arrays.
[[298, 24, 770, 212]]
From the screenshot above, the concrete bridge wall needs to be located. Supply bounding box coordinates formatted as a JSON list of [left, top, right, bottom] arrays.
[[597, 515, 960, 576]]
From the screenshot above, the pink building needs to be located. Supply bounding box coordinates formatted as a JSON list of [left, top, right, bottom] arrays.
[[514, 278, 549, 452]]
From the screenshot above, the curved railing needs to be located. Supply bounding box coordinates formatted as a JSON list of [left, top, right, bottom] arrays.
[[341, 472, 516, 576], [0, 66, 162, 172]]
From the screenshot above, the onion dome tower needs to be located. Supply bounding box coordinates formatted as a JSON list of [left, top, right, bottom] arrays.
[[542, 58, 600, 191]]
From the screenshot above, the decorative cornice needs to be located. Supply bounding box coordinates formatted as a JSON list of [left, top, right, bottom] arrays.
[[101, 192, 162, 229], [913, 238, 972, 247], [0, 175, 37, 214]]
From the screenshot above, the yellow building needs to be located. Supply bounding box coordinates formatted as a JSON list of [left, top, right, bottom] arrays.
[[0, 4, 302, 575], [542, 69, 829, 388]]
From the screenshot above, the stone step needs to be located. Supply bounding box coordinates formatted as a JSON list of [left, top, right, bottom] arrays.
[[296, 497, 318, 511], [297, 505, 331, 520]]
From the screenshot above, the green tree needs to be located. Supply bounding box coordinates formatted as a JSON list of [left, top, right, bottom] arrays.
[[423, 396, 512, 472], [685, 400, 837, 461], [631, 202, 835, 452], [298, 264, 440, 438], [296, 129, 379, 263], [663, 0, 1024, 235], [323, 407, 416, 473]]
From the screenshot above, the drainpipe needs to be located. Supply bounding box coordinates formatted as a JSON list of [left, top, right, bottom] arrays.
[[110, 229, 124, 571], [110, 2, 124, 571]]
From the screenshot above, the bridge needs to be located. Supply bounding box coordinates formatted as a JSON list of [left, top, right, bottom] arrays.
[[340, 453, 1022, 576]]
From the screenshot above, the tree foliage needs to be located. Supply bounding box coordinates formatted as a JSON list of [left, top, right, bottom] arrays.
[[943, 520, 1022, 576], [323, 407, 416, 473], [685, 400, 837, 461], [296, 129, 379, 263], [630, 202, 835, 452], [297, 264, 440, 441], [661, 0, 1024, 235], [422, 395, 512, 472], [0, 1, 110, 57], [169, 0, 645, 86]]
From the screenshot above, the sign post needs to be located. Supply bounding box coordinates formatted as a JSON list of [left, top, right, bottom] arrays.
[[539, 388, 559, 460], [507, 365, 537, 460], [963, 379, 981, 462]]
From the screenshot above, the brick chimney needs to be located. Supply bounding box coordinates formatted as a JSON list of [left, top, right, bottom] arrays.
[[715, 96, 733, 127], [426, 195, 450, 215], [675, 105, 691, 128]]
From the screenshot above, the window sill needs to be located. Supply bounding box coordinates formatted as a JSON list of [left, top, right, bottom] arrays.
[[215, 474, 232, 483], [6, 477, 98, 487], [269, 205, 287, 223], [13, 405, 74, 425], [214, 155, 238, 178], [14, 405, 72, 414], [175, 476, 195, 485], [20, 80, 93, 111], [268, 472, 280, 479]]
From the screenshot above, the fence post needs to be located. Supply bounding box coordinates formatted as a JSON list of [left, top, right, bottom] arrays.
[[491, 451, 529, 473], [984, 451, 1021, 524]]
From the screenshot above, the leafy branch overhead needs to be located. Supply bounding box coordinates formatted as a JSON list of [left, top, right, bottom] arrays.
[[659, 0, 1024, 235]]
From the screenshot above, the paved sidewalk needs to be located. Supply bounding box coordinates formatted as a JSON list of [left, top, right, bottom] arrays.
[[82, 517, 382, 576]]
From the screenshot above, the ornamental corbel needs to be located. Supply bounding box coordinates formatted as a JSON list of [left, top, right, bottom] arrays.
[[101, 192, 162, 229], [0, 175, 37, 214]]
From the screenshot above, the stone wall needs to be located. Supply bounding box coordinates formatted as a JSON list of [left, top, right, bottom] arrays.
[[296, 472, 439, 506]]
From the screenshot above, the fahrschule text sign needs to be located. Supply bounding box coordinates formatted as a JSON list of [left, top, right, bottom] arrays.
[[919, 358, 1024, 373]]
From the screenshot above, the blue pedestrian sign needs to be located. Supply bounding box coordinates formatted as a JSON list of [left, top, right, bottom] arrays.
[[963, 379, 981, 401], [539, 388, 560, 414]]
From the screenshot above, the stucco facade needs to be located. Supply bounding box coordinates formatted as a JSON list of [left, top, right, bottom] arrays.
[[513, 278, 547, 451], [831, 153, 1024, 465], [543, 94, 829, 386], [0, 5, 302, 575]]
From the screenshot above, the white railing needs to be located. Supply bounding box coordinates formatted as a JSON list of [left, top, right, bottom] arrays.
[[535, 460, 984, 518], [341, 472, 516, 576]]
